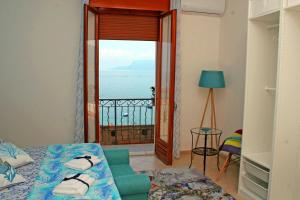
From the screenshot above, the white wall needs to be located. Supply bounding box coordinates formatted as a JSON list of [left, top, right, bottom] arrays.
[[179, 13, 221, 151], [217, 0, 248, 139], [0, 0, 81, 147], [179, 0, 248, 151]]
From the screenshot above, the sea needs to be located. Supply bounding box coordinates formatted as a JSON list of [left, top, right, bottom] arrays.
[[100, 70, 155, 99], [99, 61, 155, 126]]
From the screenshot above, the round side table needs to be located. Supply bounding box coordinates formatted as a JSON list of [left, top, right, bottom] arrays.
[[189, 127, 222, 175]]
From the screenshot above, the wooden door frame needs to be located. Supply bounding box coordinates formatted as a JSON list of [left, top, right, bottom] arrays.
[[83, 5, 89, 143], [83, 5, 100, 143], [89, 0, 170, 11], [95, 13, 100, 143], [155, 15, 163, 162], [84, 4, 177, 156], [155, 10, 177, 165]]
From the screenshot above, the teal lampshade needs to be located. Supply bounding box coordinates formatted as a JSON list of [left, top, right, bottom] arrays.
[[199, 70, 225, 88]]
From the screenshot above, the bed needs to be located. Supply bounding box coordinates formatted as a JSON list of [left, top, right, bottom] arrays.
[[0, 144, 121, 200], [0, 146, 47, 200]]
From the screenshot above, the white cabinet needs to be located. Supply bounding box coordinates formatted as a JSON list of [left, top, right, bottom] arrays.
[[242, 175, 268, 200], [243, 158, 270, 182], [250, 0, 280, 18], [267, 9, 300, 200], [267, 0, 281, 11], [287, 0, 300, 7], [238, 10, 279, 199], [239, 1, 300, 199]]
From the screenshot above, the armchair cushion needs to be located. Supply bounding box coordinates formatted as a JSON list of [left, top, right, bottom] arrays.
[[219, 130, 242, 155], [103, 148, 150, 200], [110, 164, 135, 177], [114, 174, 151, 196], [103, 148, 129, 165]]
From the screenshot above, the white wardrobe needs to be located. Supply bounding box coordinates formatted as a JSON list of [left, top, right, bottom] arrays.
[[239, 0, 300, 200]]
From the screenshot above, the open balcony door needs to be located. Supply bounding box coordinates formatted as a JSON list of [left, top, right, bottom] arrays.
[[155, 10, 177, 165], [84, 5, 100, 143]]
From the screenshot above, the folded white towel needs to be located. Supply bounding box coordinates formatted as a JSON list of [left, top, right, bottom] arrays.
[[53, 174, 95, 196], [64, 155, 102, 171]]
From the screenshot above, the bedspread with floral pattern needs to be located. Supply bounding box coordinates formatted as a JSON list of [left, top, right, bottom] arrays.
[[0, 146, 47, 200], [28, 143, 121, 200]]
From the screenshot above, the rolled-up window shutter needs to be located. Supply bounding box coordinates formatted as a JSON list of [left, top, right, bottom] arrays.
[[99, 13, 159, 41]]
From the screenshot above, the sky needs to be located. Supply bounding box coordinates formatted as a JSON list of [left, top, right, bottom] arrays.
[[99, 40, 156, 71]]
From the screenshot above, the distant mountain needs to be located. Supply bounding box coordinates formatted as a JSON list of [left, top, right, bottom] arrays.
[[113, 60, 155, 71]]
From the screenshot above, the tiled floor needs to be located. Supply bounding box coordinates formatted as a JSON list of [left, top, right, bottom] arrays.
[[130, 152, 243, 200]]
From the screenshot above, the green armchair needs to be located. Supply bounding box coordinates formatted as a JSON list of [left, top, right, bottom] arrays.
[[103, 148, 151, 200]]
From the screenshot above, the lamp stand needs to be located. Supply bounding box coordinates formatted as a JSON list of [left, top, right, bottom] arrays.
[[195, 88, 217, 148]]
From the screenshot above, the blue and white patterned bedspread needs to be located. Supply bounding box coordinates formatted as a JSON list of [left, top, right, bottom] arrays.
[[0, 143, 121, 200], [0, 146, 47, 200], [28, 143, 121, 200]]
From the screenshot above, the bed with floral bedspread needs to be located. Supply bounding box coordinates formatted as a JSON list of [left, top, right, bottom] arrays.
[[0, 146, 47, 200], [0, 143, 121, 200]]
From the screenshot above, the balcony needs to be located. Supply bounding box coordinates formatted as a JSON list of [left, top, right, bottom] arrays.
[[100, 98, 155, 145]]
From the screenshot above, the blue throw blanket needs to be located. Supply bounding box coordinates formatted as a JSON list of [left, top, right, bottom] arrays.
[[28, 143, 121, 200]]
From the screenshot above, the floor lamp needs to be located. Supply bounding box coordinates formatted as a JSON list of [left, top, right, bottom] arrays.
[[195, 70, 225, 148]]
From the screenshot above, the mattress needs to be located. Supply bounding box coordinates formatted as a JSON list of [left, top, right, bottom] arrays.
[[0, 146, 47, 200]]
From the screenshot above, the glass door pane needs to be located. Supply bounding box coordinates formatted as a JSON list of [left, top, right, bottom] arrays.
[[154, 10, 176, 165], [160, 14, 172, 143], [84, 6, 99, 143], [87, 10, 96, 143]]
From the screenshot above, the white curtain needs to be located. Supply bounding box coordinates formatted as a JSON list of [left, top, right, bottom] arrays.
[[74, 0, 88, 143], [171, 0, 181, 159]]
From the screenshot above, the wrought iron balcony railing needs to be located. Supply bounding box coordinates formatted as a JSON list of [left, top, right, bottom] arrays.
[[99, 98, 155, 145]]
